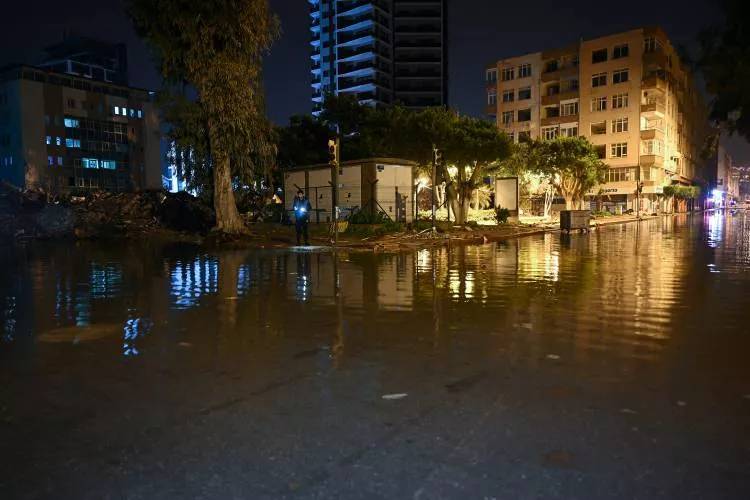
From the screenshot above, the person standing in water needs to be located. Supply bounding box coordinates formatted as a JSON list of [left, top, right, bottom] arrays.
[[292, 189, 312, 246]]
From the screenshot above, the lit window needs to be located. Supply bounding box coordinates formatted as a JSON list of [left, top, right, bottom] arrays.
[[114, 106, 120, 115], [612, 69, 629, 84], [57, 156, 63, 166], [101, 160, 116, 170], [48, 156, 54, 166], [56, 137, 62, 146], [122, 108, 128, 116], [65, 138, 81, 148], [129, 108, 135, 118], [46, 136, 51, 145], [64, 118, 79, 128], [137, 110, 143, 118], [592, 72, 607, 87], [610, 142, 628, 158]]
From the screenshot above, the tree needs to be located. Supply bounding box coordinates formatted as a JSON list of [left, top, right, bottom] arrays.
[[698, 0, 750, 139], [128, 0, 279, 235], [519, 137, 607, 210], [275, 115, 331, 169]]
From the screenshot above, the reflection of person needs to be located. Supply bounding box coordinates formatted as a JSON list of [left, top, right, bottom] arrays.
[[292, 189, 312, 246]]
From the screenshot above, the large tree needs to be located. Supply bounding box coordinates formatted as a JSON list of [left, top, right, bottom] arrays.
[[699, 0, 750, 140], [128, 0, 279, 234], [518, 137, 607, 210]]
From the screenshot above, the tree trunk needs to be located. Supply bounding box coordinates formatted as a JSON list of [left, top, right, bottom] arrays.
[[209, 124, 247, 235]]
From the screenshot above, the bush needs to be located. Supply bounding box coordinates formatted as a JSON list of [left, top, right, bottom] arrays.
[[348, 210, 388, 224], [495, 206, 510, 224]]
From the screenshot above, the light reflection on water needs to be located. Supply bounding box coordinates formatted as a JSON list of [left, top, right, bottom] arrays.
[[0, 212, 749, 363]]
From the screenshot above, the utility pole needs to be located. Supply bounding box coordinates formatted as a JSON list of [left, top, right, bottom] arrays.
[[328, 137, 339, 246]]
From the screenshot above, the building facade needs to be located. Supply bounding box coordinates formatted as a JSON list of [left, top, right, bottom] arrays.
[[310, 0, 447, 115], [0, 65, 161, 194], [486, 27, 709, 213]]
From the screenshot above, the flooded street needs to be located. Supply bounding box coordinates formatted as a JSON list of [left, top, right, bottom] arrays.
[[1, 213, 749, 499]]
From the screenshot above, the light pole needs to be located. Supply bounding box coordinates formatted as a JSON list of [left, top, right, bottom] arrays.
[[328, 137, 339, 247]]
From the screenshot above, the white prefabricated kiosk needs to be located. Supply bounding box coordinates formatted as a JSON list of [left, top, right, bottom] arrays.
[[284, 158, 417, 223]]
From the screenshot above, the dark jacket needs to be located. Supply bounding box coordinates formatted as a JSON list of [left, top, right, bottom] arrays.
[[292, 197, 312, 221]]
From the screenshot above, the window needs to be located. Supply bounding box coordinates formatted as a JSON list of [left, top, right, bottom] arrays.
[[129, 108, 136, 118], [121, 107, 128, 116], [591, 121, 607, 135], [45, 136, 51, 145], [518, 108, 532, 122], [612, 93, 629, 109], [67, 98, 76, 108], [591, 96, 607, 112], [595, 145, 606, 159], [48, 156, 54, 166], [57, 156, 63, 166], [611, 117, 629, 133], [592, 72, 607, 87], [518, 63, 532, 78], [65, 138, 81, 148], [613, 44, 629, 59], [55, 137, 62, 146], [101, 160, 116, 170], [518, 87, 531, 100], [502, 90, 514, 103], [612, 69, 629, 84], [488, 91, 497, 105], [610, 142, 628, 158], [486, 69, 497, 82], [82, 158, 99, 169], [592, 48, 608, 63], [114, 106, 120, 115], [560, 101, 578, 116], [137, 110, 143, 118], [501, 67, 515, 81], [642, 139, 664, 155], [64, 118, 79, 128], [606, 168, 634, 182], [644, 36, 660, 53], [501, 111, 514, 125], [542, 126, 559, 140], [561, 126, 578, 137]]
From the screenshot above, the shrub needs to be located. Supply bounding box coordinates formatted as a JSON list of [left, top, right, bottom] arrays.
[[495, 206, 511, 224]]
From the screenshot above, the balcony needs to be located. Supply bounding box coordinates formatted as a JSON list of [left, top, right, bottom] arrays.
[[641, 102, 666, 116], [541, 94, 560, 106], [640, 128, 664, 141], [640, 154, 664, 167], [541, 64, 578, 83], [643, 50, 669, 69], [541, 116, 562, 127], [642, 75, 667, 92]]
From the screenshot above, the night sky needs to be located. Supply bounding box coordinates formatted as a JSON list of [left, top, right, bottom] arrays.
[[2, 0, 748, 161]]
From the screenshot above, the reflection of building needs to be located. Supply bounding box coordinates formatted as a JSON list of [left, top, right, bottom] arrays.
[[0, 38, 161, 194], [485, 27, 709, 213], [309, 0, 447, 114], [708, 143, 739, 207]]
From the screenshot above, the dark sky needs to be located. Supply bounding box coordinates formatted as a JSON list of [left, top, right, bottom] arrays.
[[2, 0, 748, 162]]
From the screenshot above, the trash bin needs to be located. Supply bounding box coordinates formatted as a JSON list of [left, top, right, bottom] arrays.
[[560, 210, 591, 231]]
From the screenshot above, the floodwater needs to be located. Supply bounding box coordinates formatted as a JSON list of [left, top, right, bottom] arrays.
[[1, 212, 749, 499]]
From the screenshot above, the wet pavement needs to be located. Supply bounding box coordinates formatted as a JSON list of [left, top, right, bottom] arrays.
[[1, 212, 749, 499]]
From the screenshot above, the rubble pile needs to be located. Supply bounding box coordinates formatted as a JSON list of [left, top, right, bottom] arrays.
[[0, 183, 214, 240]]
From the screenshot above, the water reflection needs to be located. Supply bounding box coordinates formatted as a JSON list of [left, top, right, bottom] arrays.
[[1, 214, 749, 366]]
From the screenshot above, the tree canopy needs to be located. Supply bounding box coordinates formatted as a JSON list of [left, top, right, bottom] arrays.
[[128, 0, 279, 234]]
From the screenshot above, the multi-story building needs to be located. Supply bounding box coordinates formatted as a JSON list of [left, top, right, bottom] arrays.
[[486, 27, 709, 213], [310, 0, 447, 115], [38, 36, 129, 87], [0, 40, 161, 194]]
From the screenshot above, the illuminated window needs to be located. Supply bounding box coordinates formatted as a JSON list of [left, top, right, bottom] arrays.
[[46, 136, 51, 145], [137, 110, 143, 118], [48, 156, 54, 166], [82, 158, 100, 169], [101, 160, 116, 170], [55, 137, 62, 146], [65, 138, 81, 148], [57, 156, 63, 166], [64, 118, 79, 128], [114, 106, 120, 115]]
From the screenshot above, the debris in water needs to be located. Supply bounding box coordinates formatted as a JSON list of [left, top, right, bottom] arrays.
[[382, 393, 408, 400]]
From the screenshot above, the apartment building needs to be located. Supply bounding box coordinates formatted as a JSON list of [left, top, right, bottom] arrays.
[[310, 0, 447, 115], [0, 67, 161, 194], [486, 27, 709, 213]]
